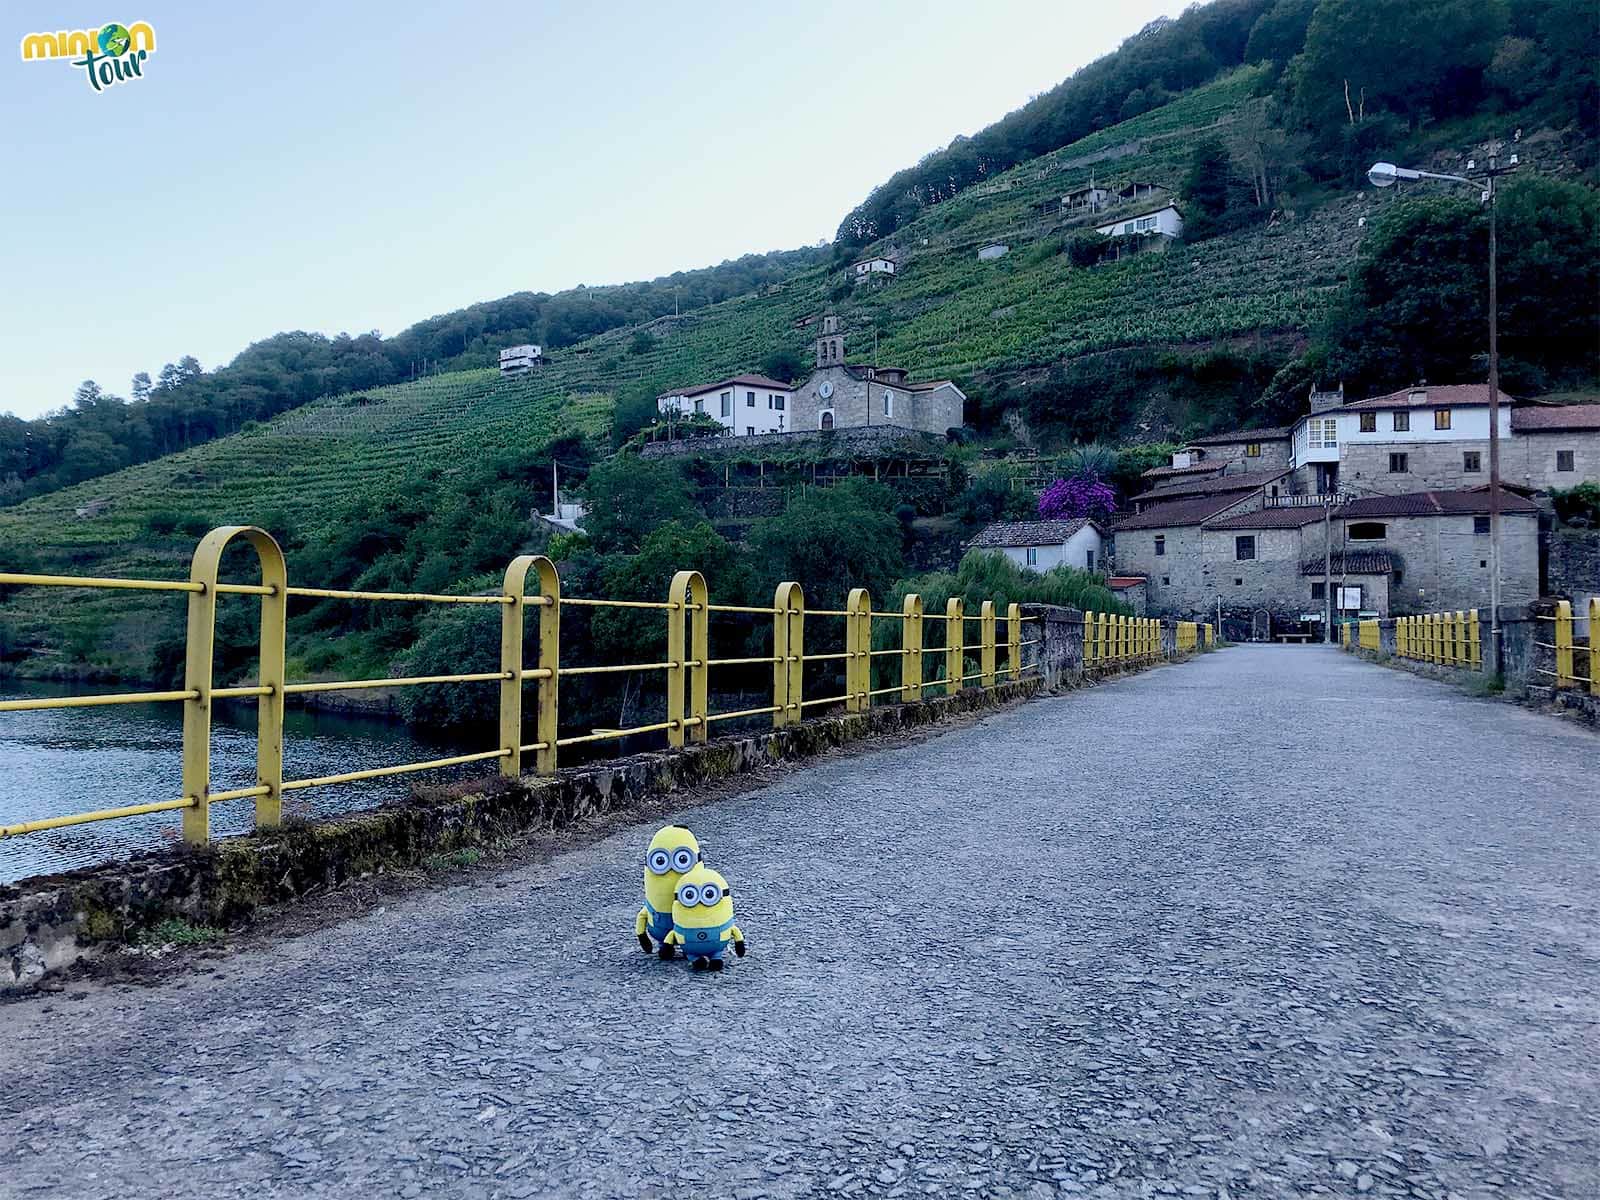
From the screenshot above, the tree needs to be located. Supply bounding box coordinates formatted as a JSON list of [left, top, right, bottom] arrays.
[[1038, 476, 1116, 521], [748, 481, 904, 605], [130, 371, 152, 402], [1317, 176, 1599, 394], [581, 457, 696, 554], [1244, 0, 1314, 70], [1182, 138, 1236, 240], [759, 347, 806, 383]]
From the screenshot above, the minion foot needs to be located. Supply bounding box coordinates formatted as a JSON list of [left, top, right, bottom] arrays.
[[657, 944, 677, 962], [690, 957, 711, 972], [707, 958, 725, 972]]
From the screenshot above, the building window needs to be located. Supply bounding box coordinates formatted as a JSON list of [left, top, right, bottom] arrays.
[[1086, 550, 1096, 570], [1245, 442, 1261, 457], [1234, 577, 1243, 586], [1557, 449, 1575, 472], [820, 411, 834, 431], [1392, 411, 1410, 432], [1154, 535, 1166, 556], [1393, 568, 1403, 586], [747, 391, 756, 407], [1026, 547, 1037, 566], [883, 390, 893, 417], [1463, 451, 1481, 472], [1359, 413, 1376, 433], [719, 392, 730, 416], [1235, 536, 1256, 561], [695, 398, 705, 415], [773, 394, 785, 411], [1309, 418, 1338, 449], [1311, 582, 1326, 599], [1434, 408, 1451, 430], [746, 427, 755, 437], [1389, 452, 1409, 473], [1349, 521, 1387, 541], [1161, 576, 1170, 586], [1474, 516, 1491, 534]]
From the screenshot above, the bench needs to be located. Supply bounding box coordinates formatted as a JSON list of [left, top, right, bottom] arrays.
[[1275, 633, 1313, 643]]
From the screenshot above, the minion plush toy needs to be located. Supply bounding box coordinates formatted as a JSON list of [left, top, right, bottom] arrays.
[[636, 825, 701, 959], [664, 864, 746, 971]]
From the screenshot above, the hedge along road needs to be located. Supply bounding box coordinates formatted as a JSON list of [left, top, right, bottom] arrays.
[[2, 645, 1596, 1199]]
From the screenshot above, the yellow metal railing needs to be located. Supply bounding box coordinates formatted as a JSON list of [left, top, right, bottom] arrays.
[[0, 527, 1045, 846], [1082, 612, 1179, 671], [1535, 599, 1600, 695], [1393, 609, 1481, 671], [1358, 619, 1380, 651]]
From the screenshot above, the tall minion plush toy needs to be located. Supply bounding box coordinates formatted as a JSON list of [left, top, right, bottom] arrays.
[[636, 825, 701, 959], [664, 864, 746, 972]]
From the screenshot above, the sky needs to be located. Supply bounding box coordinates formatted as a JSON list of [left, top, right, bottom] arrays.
[[0, 0, 1192, 420]]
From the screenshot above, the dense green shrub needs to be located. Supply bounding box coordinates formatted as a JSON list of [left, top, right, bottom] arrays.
[[1552, 481, 1600, 529]]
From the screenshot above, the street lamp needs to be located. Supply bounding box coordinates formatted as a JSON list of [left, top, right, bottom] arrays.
[[1368, 150, 1518, 669]]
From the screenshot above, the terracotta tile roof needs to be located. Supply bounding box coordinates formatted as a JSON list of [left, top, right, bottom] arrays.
[[1340, 384, 1515, 411], [1510, 403, 1600, 431], [1185, 426, 1292, 446], [1112, 493, 1253, 531], [967, 518, 1101, 548], [659, 374, 792, 400], [1141, 463, 1222, 479], [1203, 507, 1327, 530], [1299, 550, 1396, 576], [1334, 488, 1537, 518], [1130, 468, 1289, 505]]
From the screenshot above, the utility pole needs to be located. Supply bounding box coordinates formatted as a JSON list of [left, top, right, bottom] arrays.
[[1323, 497, 1334, 643], [1368, 147, 1518, 670], [552, 459, 559, 519]]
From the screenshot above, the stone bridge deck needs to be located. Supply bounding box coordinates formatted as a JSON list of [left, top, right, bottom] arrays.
[[3, 647, 1596, 1198]]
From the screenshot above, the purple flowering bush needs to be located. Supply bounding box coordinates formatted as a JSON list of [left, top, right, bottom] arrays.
[[1038, 475, 1116, 521]]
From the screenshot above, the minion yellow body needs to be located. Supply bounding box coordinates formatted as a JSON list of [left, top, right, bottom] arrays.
[[635, 825, 701, 959], [663, 864, 745, 972]]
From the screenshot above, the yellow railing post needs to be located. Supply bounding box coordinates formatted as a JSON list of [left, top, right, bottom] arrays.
[[980, 600, 997, 687], [1454, 610, 1467, 667], [1467, 610, 1480, 671], [901, 593, 923, 702], [1555, 600, 1574, 690], [1007, 602, 1022, 681], [945, 597, 964, 695], [773, 581, 804, 727], [501, 555, 560, 777], [182, 527, 287, 844], [1398, 616, 1408, 659], [1083, 612, 1097, 670], [1590, 599, 1599, 697], [1446, 611, 1460, 667], [845, 587, 871, 713], [667, 571, 708, 745]]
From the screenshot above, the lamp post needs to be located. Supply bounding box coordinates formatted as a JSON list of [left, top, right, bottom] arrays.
[[1368, 151, 1518, 669]]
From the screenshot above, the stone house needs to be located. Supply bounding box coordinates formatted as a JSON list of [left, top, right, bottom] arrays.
[[1161, 427, 1294, 476], [1113, 487, 1540, 631], [966, 518, 1105, 573], [1285, 384, 1600, 497], [790, 318, 964, 436], [1061, 184, 1109, 214]]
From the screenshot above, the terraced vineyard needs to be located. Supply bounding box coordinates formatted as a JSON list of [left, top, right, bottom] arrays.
[[3, 66, 1369, 678]]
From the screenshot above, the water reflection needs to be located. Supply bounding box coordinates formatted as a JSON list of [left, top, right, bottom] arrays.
[[0, 682, 479, 883]]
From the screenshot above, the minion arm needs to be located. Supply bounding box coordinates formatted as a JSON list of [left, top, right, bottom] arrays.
[[665, 928, 684, 946], [635, 906, 653, 952], [729, 923, 746, 957]]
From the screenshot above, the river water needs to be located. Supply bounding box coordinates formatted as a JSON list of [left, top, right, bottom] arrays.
[[0, 682, 480, 884]]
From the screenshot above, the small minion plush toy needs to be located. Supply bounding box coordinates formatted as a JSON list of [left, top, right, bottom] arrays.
[[664, 864, 745, 972], [636, 825, 701, 959]]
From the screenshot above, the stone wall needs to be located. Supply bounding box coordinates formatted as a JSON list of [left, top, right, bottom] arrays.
[[1321, 512, 1540, 613], [1196, 440, 1291, 473], [640, 425, 947, 462], [1548, 530, 1600, 610]]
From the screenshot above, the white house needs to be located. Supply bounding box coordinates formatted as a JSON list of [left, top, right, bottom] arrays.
[[977, 243, 1009, 261], [656, 374, 795, 437], [967, 518, 1106, 573], [1096, 202, 1183, 240], [852, 256, 897, 277], [1062, 184, 1110, 213], [499, 344, 544, 375]]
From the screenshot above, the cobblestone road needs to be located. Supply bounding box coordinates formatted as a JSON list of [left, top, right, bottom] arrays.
[[4, 647, 1597, 1199]]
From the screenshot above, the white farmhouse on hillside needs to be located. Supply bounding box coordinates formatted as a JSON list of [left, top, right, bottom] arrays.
[[967, 518, 1106, 573], [656, 374, 795, 437], [499, 344, 544, 375], [852, 256, 897, 277], [1097, 202, 1183, 241]]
